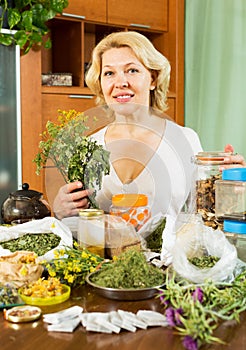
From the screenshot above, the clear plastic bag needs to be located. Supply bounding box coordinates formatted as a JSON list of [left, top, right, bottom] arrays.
[[104, 215, 141, 258], [172, 215, 238, 283]]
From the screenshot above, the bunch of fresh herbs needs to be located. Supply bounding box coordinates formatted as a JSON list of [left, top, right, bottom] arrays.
[[42, 241, 104, 287], [33, 109, 110, 208], [158, 268, 246, 350]]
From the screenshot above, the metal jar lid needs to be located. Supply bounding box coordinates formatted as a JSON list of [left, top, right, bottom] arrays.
[[79, 209, 104, 218]]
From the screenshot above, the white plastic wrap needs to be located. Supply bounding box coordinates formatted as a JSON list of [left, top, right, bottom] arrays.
[[0, 217, 73, 261], [172, 217, 238, 283]]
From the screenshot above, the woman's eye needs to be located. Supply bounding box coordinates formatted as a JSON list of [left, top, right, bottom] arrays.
[[128, 68, 139, 74], [103, 71, 113, 77]]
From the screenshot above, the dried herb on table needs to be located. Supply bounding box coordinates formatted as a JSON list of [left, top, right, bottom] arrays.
[[0, 233, 61, 256], [0, 284, 22, 306], [90, 249, 165, 289]]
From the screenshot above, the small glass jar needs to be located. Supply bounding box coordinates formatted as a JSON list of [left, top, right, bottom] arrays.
[[215, 168, 246, 222], [192, 151, 232, 229], [110, 194, 150, 231], [77, 209, 105, 257], [223, 220, 246, 262]]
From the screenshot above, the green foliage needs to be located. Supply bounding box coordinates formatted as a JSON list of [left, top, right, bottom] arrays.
[[0, 0, 68, 53], [33, 109, 110, 208]]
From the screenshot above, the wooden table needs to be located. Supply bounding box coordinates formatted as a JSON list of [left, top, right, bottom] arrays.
[[1, 285, 246, 350]]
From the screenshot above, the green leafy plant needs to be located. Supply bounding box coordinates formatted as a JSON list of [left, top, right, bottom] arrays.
[[0, 0, 68, 54], [158, 268, 246, 350], [33, 109, 110, 208]]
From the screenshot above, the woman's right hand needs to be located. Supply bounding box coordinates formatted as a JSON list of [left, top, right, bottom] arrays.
[[53, 181, 91, 220]]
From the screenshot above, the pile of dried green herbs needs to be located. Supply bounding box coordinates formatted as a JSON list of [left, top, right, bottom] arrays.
[[90, 248, 164, 289], [146, 217, 166, 253], [158, 267, 246, 350], [188, 255, 220, 269], [0, 233, 61, 256]]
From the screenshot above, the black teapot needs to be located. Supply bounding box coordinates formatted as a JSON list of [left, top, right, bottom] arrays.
[[1, 183, 51, 224]]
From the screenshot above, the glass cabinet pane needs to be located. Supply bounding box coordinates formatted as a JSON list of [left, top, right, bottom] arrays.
[[0, 36, 21, 222]]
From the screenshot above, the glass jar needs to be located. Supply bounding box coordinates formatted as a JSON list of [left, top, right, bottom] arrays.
[[193, 151, 232, 230], [223, 220, 246, 262], [215, 168, 246, 222], [110, 194, 150, 231], [77, 209, 105, 258]]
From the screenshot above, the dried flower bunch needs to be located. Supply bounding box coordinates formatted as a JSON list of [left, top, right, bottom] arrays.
[[33, 109, 110, 208], [159, 269, 246, 350]]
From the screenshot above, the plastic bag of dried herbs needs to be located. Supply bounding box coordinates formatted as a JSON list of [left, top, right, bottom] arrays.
[[0, 217, 73, 261], [172, 215, 238, 283]]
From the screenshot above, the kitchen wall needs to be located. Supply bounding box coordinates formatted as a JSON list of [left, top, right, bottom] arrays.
[[185, 0, 246, 157]]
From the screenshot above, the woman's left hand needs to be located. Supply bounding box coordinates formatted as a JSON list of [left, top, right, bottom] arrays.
[[220, 144, 246, 170]]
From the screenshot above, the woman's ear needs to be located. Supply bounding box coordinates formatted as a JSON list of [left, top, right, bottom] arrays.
[[150, 71, 158, 90]]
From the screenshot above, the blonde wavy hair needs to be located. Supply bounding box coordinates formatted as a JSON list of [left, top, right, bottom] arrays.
[[85, 31, 171, 113]]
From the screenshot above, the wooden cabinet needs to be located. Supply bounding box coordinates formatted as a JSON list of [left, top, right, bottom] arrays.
[[107, 0, 168, 31], [63, 0, 107, 23], [20, 0, 184, 198]]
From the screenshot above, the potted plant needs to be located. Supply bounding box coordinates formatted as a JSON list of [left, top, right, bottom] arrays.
[[0, 0, 68, 54], [33, 109, 110, 208]]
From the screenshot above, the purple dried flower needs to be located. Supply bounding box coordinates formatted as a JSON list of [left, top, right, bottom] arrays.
[[165, 307, 176, 327], [174, 308, 183, 325], [192, 288, 203, 303], [182, 336, 198, 350]]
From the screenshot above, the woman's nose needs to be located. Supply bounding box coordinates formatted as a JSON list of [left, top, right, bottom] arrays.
[[115, 74, 129, 88]]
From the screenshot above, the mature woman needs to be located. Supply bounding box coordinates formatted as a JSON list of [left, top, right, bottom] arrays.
[[53, 31, 245, 259]]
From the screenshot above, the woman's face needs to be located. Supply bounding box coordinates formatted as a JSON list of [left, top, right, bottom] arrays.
[[100, 47, 155, 113]]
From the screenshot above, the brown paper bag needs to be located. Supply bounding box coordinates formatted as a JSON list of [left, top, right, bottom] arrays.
[[0, 251, 44, 288]]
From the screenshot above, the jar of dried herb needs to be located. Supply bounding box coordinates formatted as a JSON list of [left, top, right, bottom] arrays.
[[192, 151, 232, 230]]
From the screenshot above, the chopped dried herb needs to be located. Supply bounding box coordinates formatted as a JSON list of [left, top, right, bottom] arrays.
[[146, 217, 166, 253], [90, 249, 164, 289], [0, 233, 61, 256], [188, 255, 220, 269], [0, 284, 22, 306]]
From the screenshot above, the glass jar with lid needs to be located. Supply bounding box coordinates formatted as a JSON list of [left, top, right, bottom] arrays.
[[110, 193, 150, 231], [223, 220, 246, 262], [192, 151, 232, 230], [78, 209, 105, 257], [215, 168, 246, 222]]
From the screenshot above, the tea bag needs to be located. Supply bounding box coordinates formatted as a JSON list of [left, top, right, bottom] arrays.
[[109, 311, 137, 332], [117, 310, 147, 329], [136, 310, 168, 327], [43, 305, 83, 324], [47, 317, 81, 333]]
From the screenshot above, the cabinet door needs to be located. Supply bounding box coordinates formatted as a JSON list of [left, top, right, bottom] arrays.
[[42, 93, 111, 132], [108, 0, 168, 31], [63, 0, 107, 22]]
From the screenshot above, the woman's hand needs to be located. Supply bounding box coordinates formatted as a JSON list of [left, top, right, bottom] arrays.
[[53, 181, 91, 220], [221, 144, 246, 170]]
